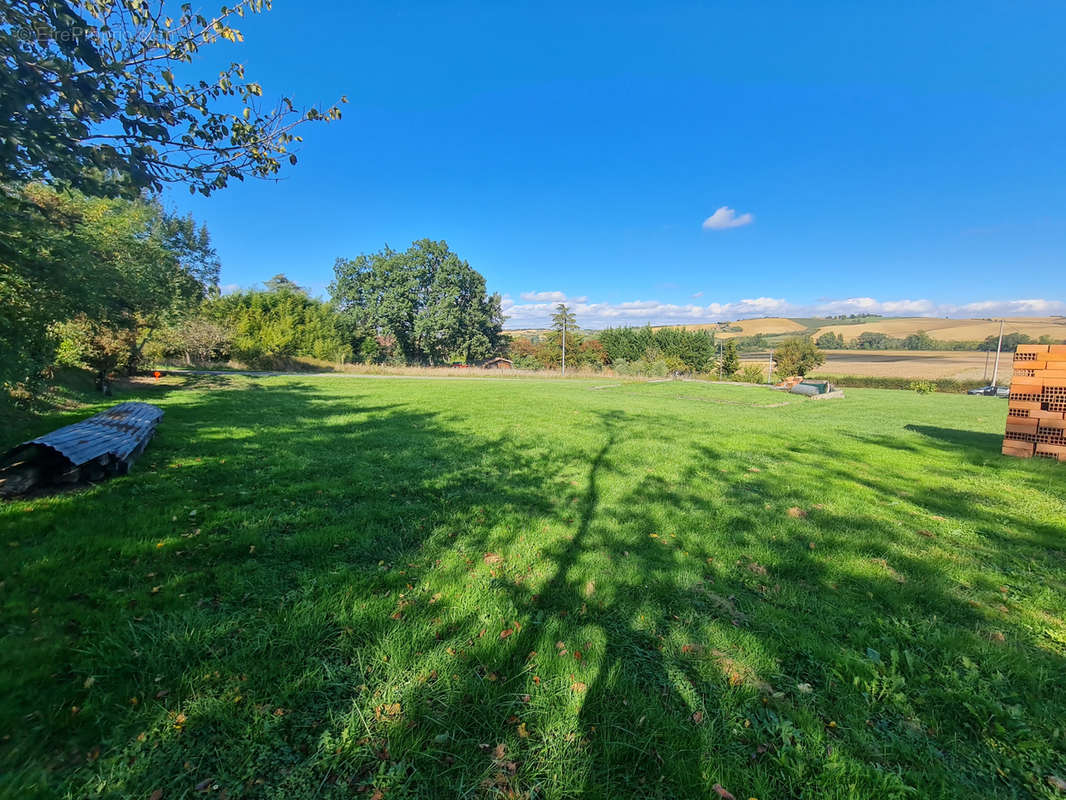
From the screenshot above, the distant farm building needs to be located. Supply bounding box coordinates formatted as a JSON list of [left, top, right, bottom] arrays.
[[483, 357, 514, 370]]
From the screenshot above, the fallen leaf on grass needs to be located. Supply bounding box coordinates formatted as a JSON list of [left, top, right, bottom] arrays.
[[787, 506, 807, 518], [155, 689, 169, 699], [483, 553, 502, 565], [1048, 775, 1066, 793], [149, 791, 164, 800], [517, 722, 530, 738], [712, 784, 736, 800], [917, 529, 935, 538], [499, 629, 513, 640], [711, 650, 771, 692], [681, 644, 702, 654], [691, 711, 703, 724], [571, 681, 587, 693], [374, 702, 402, 721]]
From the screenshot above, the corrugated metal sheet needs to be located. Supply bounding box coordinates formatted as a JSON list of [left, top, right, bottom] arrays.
[[19, 401, 164, 467]]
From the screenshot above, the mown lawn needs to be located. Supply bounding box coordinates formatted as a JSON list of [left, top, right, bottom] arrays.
[[1, 375, 1064, 799]]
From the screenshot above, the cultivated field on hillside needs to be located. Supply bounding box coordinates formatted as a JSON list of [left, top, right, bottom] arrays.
[[815, 350, 1013, 380], [812, 316, 1066, 343], [2, 376, 1064, 799], [739, 350, 1016, 381], [652, 318, 810, 338]]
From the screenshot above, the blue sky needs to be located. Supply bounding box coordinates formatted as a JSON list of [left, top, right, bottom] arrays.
[[166, 1, 1066, 327]]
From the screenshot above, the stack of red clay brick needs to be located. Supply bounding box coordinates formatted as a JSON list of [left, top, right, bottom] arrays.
[[1003, 344, 1066, 461]]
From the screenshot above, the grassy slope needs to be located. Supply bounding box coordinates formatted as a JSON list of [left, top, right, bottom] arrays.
[[1, 376, 1064, 799]]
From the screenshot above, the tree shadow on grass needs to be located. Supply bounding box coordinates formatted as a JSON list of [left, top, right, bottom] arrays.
[[2, 381, 1064, 800], [0, 380, 573, 797], [502, 425, 1066, 799], [904, 424, 1005, 459]]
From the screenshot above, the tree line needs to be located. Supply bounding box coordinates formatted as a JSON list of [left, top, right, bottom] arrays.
[[506, 312, 826, 380], [815, 330, 1061, 352]]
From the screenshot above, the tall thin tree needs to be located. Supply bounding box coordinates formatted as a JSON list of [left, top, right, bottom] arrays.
[[551, 303, 577, 375]]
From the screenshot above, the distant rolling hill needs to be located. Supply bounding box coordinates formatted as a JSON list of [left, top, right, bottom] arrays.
[[506, 316, 1066, 343]]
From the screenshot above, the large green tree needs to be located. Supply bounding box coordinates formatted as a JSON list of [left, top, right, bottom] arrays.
[[0, 0, 344, 197], [1, 183, 218, 389], [331, 240, 504, 365], [815, 331, 845, 349]]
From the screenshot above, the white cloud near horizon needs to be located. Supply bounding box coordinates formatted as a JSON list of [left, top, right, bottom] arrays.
[[500, 293, 1066, 328], [702, 206, 754, 230], [518, 290, 588, 303]]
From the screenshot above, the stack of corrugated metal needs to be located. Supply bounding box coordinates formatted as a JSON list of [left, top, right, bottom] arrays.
[[1003, 344, 1066, 461], [0, 402, 163, 495]]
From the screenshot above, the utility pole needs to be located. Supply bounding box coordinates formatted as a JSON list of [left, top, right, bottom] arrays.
[[990, 319, 1005, 387], [561, 316, 566, 377]]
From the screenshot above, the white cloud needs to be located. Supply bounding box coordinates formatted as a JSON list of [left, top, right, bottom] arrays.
[[702, 206, 754, 230], [956, 298, 1065, 315], [499, 292, 1066, 328], [520, 290, 568, 302], [691, 291, 704, 298], [815, 297, 936, 316]]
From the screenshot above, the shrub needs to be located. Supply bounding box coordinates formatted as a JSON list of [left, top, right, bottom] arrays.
[[737, 364, 765, 383], [811, 375, 985, 393], [773, 337, 825, 377], [909, 380, 937, 395]]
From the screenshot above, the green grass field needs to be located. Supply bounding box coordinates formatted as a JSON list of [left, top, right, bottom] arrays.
[[2, 376, 1065, 799]]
